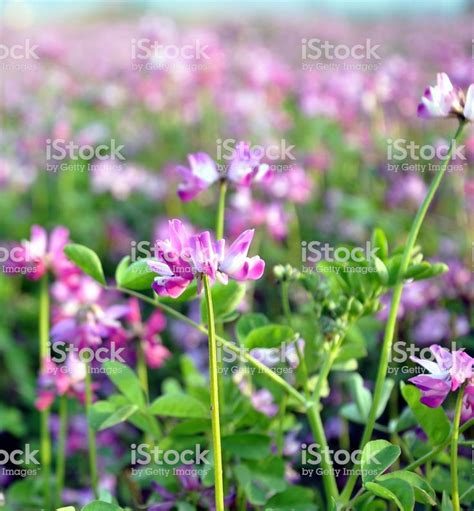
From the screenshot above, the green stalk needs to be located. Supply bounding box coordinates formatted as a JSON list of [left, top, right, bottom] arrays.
[[116, 287, 306, 406], [39, 275, 52, 509], [216, 180, 227, 240], [281, 280, 339, 501], [340, 121, 467, 503], [451, 387, 465, 511], [84, 362, 99, 498], [203, 275, 225, 511], [56, 394, 68, 506]]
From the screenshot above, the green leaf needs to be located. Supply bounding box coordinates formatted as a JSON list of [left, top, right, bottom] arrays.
[[236, 313, 269, 344], [376, 379, 395, 419], [372, 228, 389, 260], [441, 492, 453, 511], [149, 393, 209, 419], [102, 361, 145, 408], [361, 439, 401, 483], [82, 502, 124, 511], [347, 374, 372, 420], [57, 508, 76, 511], [222, 433, 271, 460], [115, 256, 130, 284], [201, 281, 246, 323], [373, 256, 389, 285], [117, 259, 156, 291], [379, 471, 436, 505], [400, 383, 450, 445], [99, 405, 138, 430], [365, 479, 414, 511], [243, 324, 295, 350], [88, 401, 116, 431], [64, 244, 106, 285], [265, 486, 317, 510]]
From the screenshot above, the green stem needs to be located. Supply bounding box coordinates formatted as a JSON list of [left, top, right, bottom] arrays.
[[203, 275, 225, 511], [340, 120, 466, 504], [216, 180, 227, 240], [56, 394, 68, 506], [281, 280, 339, 501], [39, 275, 51, 510], [84, 363, 99, 498], [115, 287, 306, 406], [451, 386, 465, 511]]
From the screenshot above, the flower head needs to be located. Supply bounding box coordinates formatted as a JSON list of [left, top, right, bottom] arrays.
[[147, 219, 265, 298], [176, 143, 272, 202], [8, 225, 77, 280], [418, 73, 474, 122], [409, 345, 473, 408]]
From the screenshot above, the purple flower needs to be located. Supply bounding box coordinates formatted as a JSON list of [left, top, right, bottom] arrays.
[[147, 219, 265, 298], [250, 388, 278, 417], [409, 345, 473, 408], [176, 143, 271, 202]]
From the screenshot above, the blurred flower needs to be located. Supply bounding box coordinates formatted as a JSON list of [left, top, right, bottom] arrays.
[[8, 225, 77, 281], [176, 142, 271, 202], [251, 388, 278, 417], [409, 345, 473, 407], [35, 353, 87, 411]]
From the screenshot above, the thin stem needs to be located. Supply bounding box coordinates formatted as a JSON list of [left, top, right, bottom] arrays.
[[216, 180, 227, 240], [340, 121, 466, 503], [115, 287, 306, 406], [84, 363, 99, 498], [203, 275, 225, 511], [451, 387, 465, 511], [56, 394, 68, 506], [39, 275, 51, 510], [281, 280, 339, 501]]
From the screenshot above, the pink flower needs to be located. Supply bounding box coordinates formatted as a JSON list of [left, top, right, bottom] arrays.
[[250, 389, 278, 417], [35, 353, 87, 411], [418, 73, 474, 122], [9, 225, 77, 280], [127, 298, 170, 369], [409, 345, 473, 408], [176, 142, 272, 202], [147, 219, 265, 298]]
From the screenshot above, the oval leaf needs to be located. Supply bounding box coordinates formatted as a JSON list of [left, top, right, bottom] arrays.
[[361, 439, 401, 483], [149, 393, 209, 419], [64, 244, 105, 285]]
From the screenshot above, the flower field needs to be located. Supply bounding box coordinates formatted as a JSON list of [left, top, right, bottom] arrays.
[[0, 2, 473, 510]]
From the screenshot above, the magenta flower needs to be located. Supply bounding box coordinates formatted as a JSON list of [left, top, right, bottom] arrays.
[[147, 219, 265, 298], [127, 298, 171, 369], [9, 225, 77, 280], [418, 73, 474, 122], [176, 142, 272, 202], [409, 345, 473, 408]]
